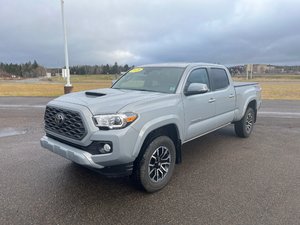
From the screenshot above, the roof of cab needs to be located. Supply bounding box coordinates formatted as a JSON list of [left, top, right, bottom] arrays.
[[139, 62, 224, 68]]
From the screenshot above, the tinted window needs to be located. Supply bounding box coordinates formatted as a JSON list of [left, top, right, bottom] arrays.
[[185, 68, 210, 90], [211, 68, 229, 90]]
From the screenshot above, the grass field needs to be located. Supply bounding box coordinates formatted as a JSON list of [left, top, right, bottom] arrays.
[[48, 74, 117, 83], [0, 82, 111, 96], [234, 74, 300, 82], [0, 74, 300, 100]]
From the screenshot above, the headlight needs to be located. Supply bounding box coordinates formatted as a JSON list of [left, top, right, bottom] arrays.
[[93, 112, 138, 129]]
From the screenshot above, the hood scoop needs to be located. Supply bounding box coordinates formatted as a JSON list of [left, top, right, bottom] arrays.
[[85, 91, 106, 97]]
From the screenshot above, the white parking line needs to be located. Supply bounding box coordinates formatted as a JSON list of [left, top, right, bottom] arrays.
[[0, 128, 27, 138], [258, 111, 300, 118], [0, 104, 45, 108]]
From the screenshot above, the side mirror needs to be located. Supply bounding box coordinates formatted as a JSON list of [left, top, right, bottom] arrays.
[[185, 83, 209, 96]]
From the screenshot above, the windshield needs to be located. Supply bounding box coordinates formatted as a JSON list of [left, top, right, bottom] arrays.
[[112, 67, 185, 93]]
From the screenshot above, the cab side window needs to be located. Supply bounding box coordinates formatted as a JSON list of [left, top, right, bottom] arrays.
[[210, 68, 229, 90], [185, 68, 210, 90]]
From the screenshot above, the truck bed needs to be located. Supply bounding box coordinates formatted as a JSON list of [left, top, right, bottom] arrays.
[[234, 81, 258, 87], [233, 81, 261, 122]]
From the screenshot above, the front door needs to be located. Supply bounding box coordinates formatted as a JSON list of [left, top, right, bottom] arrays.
[[183, 68, 216, 141]]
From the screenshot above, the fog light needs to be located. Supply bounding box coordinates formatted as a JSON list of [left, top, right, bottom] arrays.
[[103, 144, 111, 152], [99, 143, 112, 154]]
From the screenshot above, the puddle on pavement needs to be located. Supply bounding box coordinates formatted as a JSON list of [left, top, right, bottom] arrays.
[[0, 128, 27, 138]]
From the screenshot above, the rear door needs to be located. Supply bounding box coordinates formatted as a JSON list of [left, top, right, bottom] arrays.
[[209, 68, 235, 127], [182, 68, 216, 141]]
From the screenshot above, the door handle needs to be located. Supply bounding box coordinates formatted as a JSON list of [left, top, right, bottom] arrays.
[[208, 98, 216, 103], [229, 94, 235, 98]]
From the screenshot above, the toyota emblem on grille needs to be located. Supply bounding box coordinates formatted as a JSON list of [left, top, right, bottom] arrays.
[[54, 113, 65, 126]]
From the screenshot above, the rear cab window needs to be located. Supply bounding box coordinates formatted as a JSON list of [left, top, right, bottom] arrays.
[[210, 68, 229, 91]]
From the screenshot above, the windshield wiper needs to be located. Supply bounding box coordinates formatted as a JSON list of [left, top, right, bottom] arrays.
[[131, 89, 158, 93], [112, 87, 165, 93]]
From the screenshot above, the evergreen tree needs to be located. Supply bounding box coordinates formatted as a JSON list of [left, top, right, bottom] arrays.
[[111, 62, 119, 74], [124, 64, 129, 71], [32, 60, 38, 69]]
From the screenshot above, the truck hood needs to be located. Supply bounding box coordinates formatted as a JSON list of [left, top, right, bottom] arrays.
[[52, 88, 167, 115]]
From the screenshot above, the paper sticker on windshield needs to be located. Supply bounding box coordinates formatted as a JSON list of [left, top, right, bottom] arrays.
[[129, 68, 143, 73]]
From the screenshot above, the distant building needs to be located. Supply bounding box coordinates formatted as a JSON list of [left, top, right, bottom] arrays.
[[228, 64, 300, 75], [47, 68, 61, 76], [253, 64, 268, 74]]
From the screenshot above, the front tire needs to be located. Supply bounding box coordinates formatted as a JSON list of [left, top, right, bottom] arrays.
[[133, 136, 176, 192], [235, 107, 255, 138]]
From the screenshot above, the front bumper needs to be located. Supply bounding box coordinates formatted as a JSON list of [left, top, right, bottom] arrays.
[[40, 135, 134, 177], [41, 135, 104, 169]]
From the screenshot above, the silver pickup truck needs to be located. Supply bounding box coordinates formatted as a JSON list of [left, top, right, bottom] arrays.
[[41, 63, 261, 192]]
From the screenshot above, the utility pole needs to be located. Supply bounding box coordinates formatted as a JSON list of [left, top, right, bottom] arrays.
[[60, 0, 73, 94], [246, 64, 253, 80]]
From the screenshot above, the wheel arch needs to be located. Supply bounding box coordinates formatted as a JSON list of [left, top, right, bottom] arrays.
[[237, 98, 257, 123], [247, 99, 257, 122], [134, 123, 182, 166]]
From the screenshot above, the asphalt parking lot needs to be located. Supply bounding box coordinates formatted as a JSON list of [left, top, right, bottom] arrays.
[[0, 97, 299, 225]]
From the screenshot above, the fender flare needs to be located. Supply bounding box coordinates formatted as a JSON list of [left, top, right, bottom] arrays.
[[131, 115, 183, 159]]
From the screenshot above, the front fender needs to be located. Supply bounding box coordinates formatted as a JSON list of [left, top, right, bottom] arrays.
[[131, 115, 183, 158]]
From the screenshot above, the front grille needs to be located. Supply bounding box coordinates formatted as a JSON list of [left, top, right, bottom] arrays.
[[44, 106, 87, 140]]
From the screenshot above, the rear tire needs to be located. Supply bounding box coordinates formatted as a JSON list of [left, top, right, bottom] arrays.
[[235, 107, 255, 138], [132, 136, 176, 192]]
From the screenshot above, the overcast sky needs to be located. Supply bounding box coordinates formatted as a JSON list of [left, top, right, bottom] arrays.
[[1, 0, 300, 67]]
